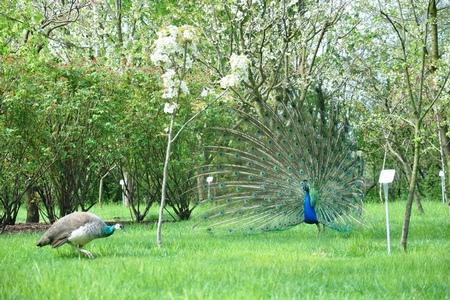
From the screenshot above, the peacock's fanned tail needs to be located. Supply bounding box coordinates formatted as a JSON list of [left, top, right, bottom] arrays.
[[195, 102, 364, 233]]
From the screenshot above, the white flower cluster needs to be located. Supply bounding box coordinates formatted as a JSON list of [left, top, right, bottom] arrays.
[[151, 24, 197, 105], [178, 25, 196, 43], [150, 25, 182, 67], [219, 74, 241, 89], [161, 69, 189, 99], [220, 53, 250, 89], [230, 54, 250, 77], [163, 102, 177, 114], [150, 25, 197, 68], [200, 87, 213, 98]]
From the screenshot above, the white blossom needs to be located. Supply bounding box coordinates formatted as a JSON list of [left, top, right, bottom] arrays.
[[219, 53, 251, 89], [184, 55, 193, 69], [179, 25, 196, 43], [180, 80, 189, 95], [162, 69, 176, 80], [230, 53, 250, 75], [182, 30, 195, 42], [150, 50, 170, 66], [220, 73, 241, 89], [166, 25, 179, 38], [162, 69, 177, 99], [151, 24, 197, 70], [161, 69, 189, 98], [162, 87, 177, 99], [150, 26, 182, 67], [164, 102, 177, 114], [151, 36, 180, 64], [200, 87, 211, 97]]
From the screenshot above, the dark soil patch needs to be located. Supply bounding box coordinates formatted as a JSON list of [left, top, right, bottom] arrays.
[[1, 220, 156, 234], [1, 223, 51, 234]]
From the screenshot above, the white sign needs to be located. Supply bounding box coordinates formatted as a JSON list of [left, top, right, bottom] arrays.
[[206, 176, 214, 184], [379, 169, 396, 255], [379, 169, 396, 184]]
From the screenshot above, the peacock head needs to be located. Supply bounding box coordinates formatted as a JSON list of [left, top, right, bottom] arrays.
[[301, 180, 309, 192]]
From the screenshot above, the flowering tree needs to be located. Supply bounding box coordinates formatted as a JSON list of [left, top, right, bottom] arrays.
[[1, 0, 159, 67], [150, 24, 241, 246], [196, 0, 352, 116], [345, 0, 450, 251]]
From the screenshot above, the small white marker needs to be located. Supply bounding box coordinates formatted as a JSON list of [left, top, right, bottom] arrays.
[[379, 169, 396, 255]]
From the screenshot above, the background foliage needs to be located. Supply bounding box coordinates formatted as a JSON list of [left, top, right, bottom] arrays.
[[0, 0, 449, 227]]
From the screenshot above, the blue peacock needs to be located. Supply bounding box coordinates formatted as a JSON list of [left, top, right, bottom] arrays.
[[37, 212, 123, 258], [196, 100, 364, 233]]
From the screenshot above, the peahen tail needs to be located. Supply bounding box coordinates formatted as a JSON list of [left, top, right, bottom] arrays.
[[194, 99, 364, 233]]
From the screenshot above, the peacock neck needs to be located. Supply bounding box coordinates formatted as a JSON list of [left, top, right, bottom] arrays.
[[303, 190, 318, 224], [102, 225, 115, 237], [304, 191, 312, 210]]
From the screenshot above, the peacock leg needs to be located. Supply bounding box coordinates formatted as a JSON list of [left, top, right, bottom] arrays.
[[79, 248, 94, 259], [315, 223, 321, 235]]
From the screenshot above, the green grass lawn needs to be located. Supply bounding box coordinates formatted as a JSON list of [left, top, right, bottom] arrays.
[[1, 201, 449, 299]]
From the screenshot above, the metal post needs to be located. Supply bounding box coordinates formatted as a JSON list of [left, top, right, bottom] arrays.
[[383, 183, 391, 255], [206, 176, 213, 201]]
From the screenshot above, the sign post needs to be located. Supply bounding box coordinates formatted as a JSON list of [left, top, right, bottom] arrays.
[[379, 169, 396, 255], [206, 176, 214, 200]]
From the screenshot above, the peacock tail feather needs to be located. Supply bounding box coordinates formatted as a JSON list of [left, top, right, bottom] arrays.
[[194, 100, 364, 233]]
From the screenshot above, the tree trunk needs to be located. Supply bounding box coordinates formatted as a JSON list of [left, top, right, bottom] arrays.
[[386, 141, 424, 212], [429, 0, 438, 72], [414, 190, 424, 214], [430, 0, 449, 203], [116, 0, 123, 48], [26, 189, 40, 223], [156, 115, 174, 247], [438, 122, 450, 200], [400, 126, 421, 251], [196, 172, 205, 202]]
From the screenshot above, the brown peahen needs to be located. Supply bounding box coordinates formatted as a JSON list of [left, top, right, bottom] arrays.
[[37, 212, 123, 258]]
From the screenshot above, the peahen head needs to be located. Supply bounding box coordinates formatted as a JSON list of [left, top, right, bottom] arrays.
[[114, 223, 124, 231], [102, 223, 124, 237]]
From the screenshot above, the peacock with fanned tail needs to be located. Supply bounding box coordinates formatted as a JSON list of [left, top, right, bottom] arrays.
[[195, 100, 364, 233]]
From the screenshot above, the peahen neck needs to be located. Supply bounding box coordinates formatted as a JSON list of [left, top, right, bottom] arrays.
[[303, 190, 318, 224], [102, 225, 115, 237]]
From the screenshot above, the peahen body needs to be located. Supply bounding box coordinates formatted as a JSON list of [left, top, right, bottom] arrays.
[[37, 212, 123, 258], [196, 100, 364, 233]]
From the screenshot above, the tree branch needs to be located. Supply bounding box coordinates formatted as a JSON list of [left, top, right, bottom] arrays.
[[171, 90, 227, 143]]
